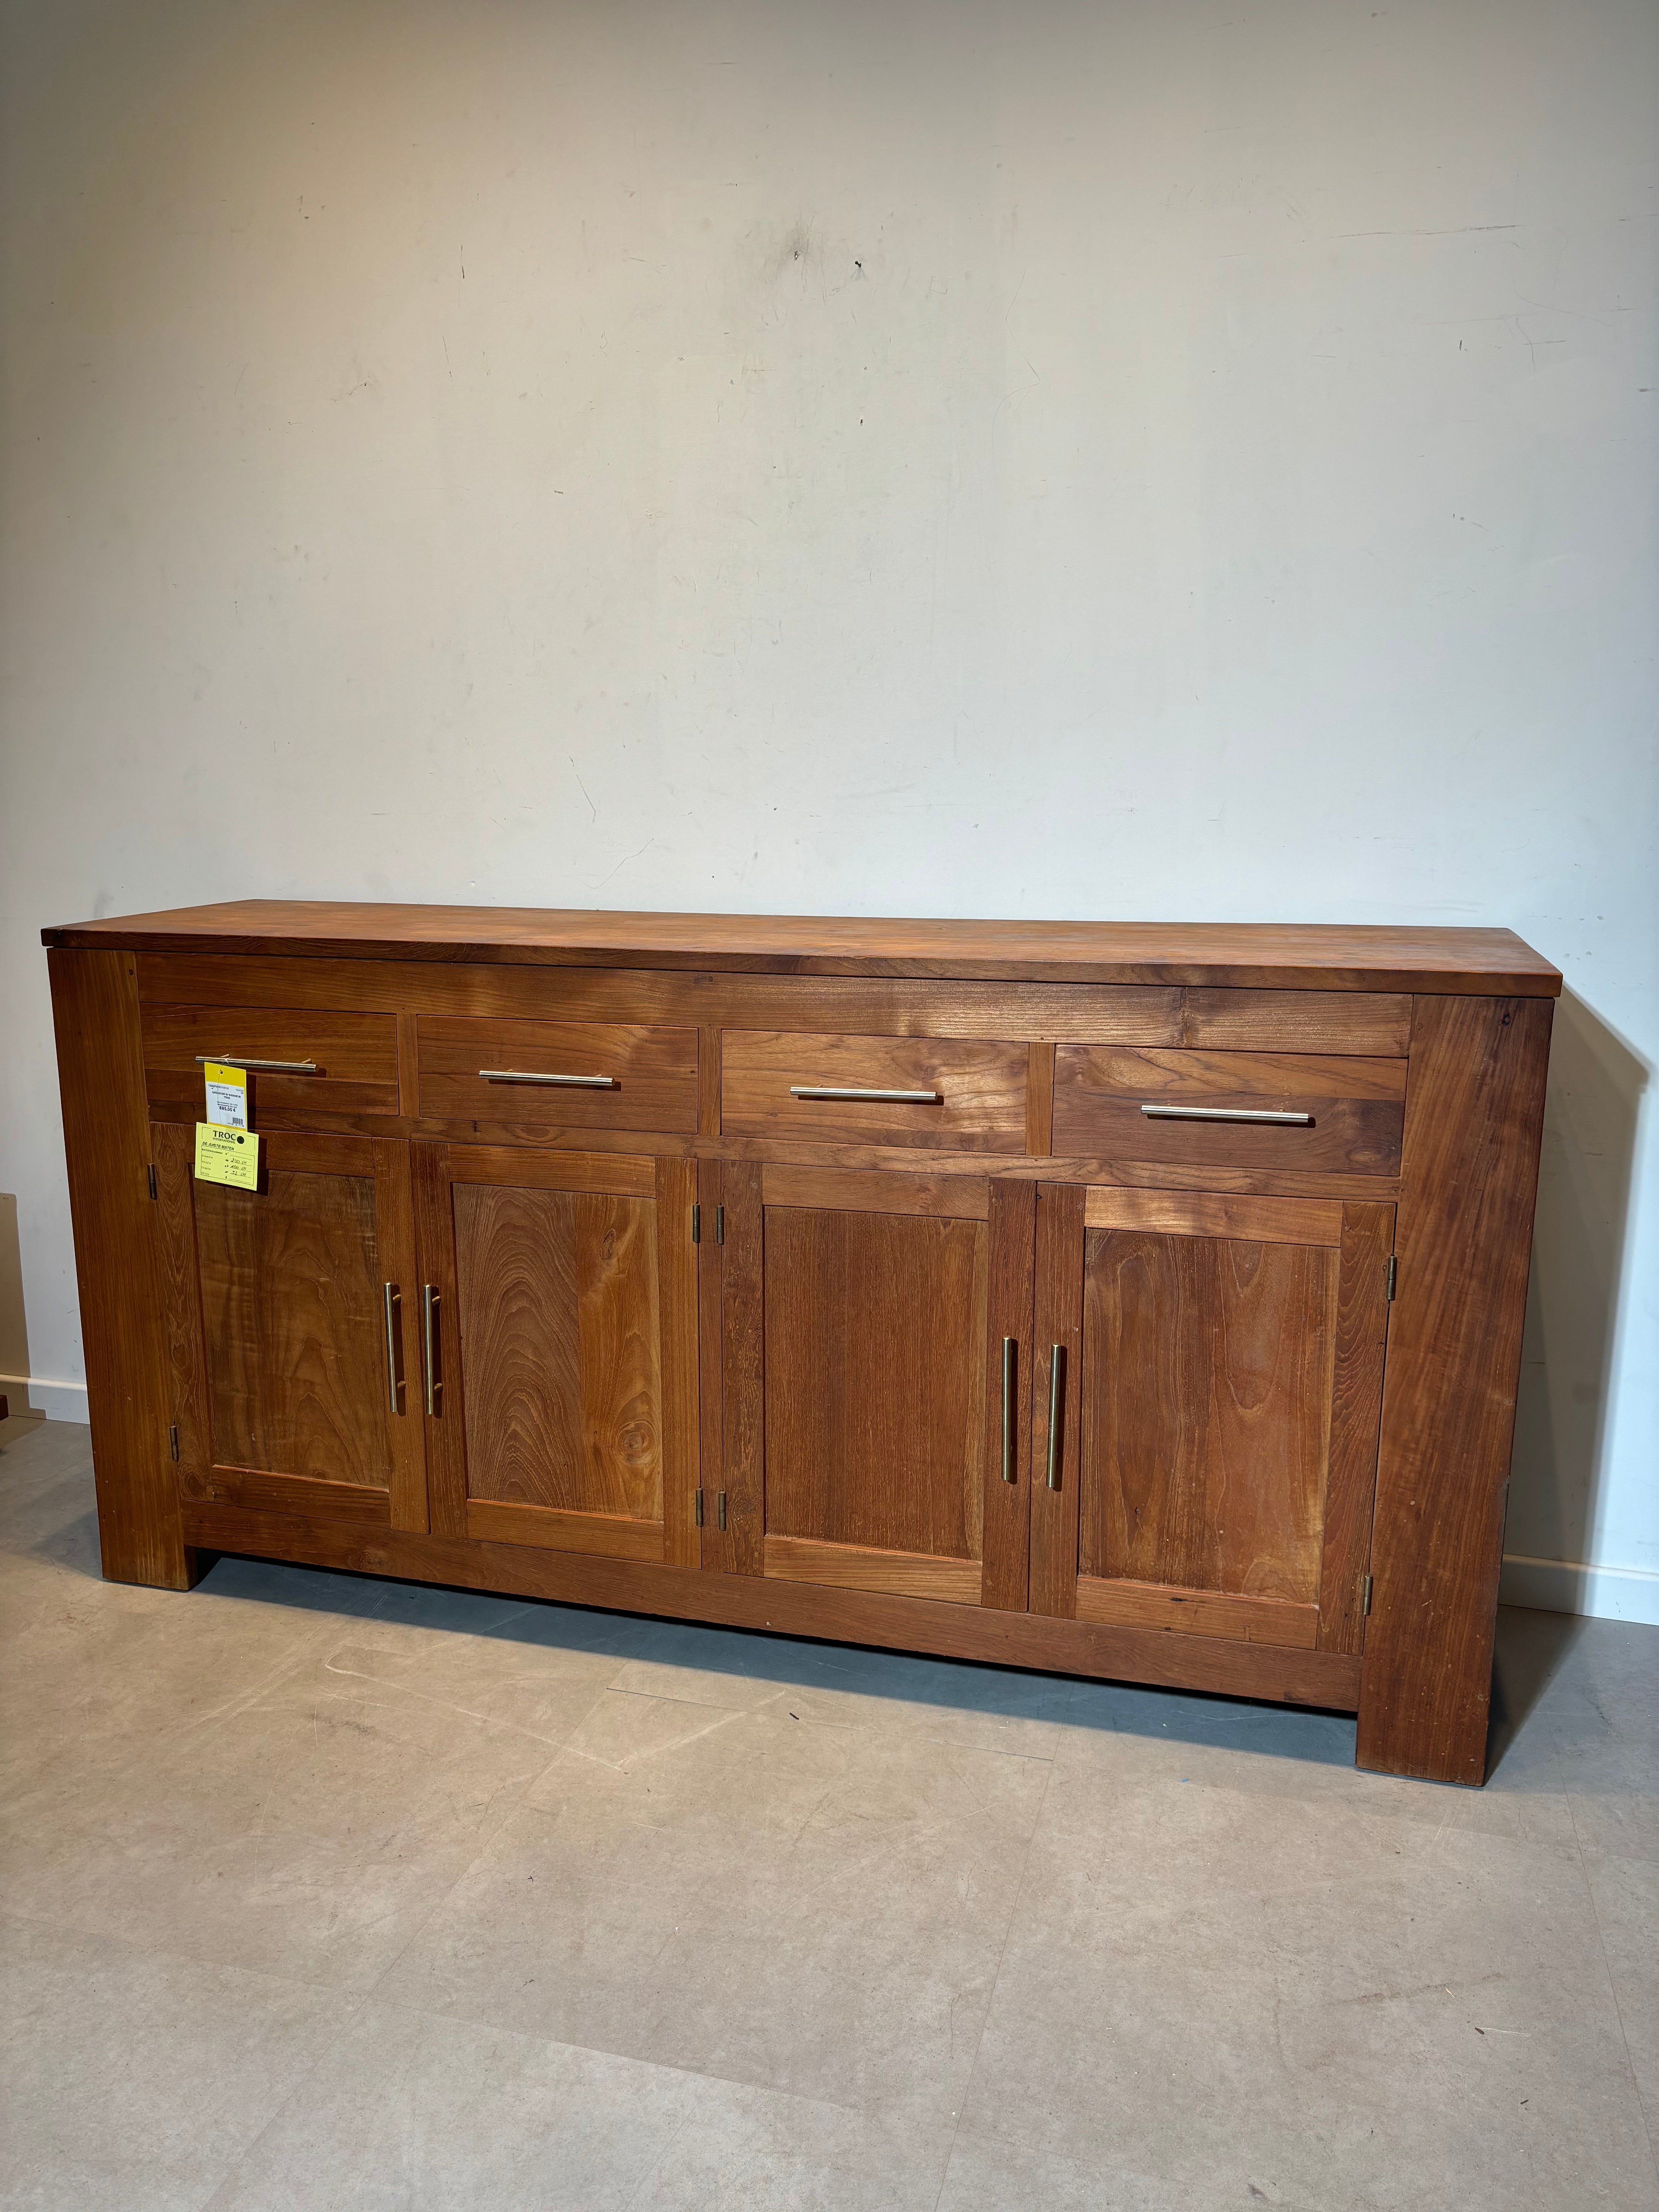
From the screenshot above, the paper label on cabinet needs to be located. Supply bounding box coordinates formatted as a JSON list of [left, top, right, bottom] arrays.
[[202, 1062, 248, 1129], [194, 1123, 259, 1189]]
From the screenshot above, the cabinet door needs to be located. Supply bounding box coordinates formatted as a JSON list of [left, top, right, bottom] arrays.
[[413, 1145, 699, 1567], [1030, 1187, 1393, 1655], [711, 1164, 1036, 1608], [154, 1123, 428, 1531]]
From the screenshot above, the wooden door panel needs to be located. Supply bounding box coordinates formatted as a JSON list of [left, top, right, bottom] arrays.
[[763, 1202, 988, 1561], [719, 1164, 1035, 1607], [1079, 1228, 1335, 1602], [414, 1144, 696, 1568], [153, 1123, 428, 1531], [453, 1183, 662, 1521], [1032, 1182, 1392, 1654]]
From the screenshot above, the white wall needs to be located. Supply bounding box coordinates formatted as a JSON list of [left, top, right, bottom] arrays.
[[2, 0, 1653, 1615]]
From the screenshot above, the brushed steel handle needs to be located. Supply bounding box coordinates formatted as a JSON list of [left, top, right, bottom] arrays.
[[789, 1086, 942, 1104], [1046, 1344, 1065, 1491], [195, 1054, 318, 1075], [422, 1285, 441, 1415], [1001, 1337, 1017, 1484], [382, 1283, 403, 1413], [478, 1069, 618, 1088], [1138, 1104, 1313, 1125]]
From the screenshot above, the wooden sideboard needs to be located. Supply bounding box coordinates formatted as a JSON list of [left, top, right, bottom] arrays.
[[43, 903, 1560, 1784]]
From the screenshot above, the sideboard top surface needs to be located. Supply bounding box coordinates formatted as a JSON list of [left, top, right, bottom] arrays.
[[41, 900, 1562, 995]]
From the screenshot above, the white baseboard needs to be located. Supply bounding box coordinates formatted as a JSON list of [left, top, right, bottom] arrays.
[[0, 1373, 89, 1424], [1501, 1554, 1659, 1627]]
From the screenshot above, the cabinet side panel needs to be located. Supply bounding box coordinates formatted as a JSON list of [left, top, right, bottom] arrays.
[[1358, 996, 1553, 1784], [46, 948, 195, 1587]]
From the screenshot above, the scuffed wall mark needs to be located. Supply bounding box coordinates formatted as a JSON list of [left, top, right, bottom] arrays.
[[764, 218, 816, 282], [570, 759, 597, 822]]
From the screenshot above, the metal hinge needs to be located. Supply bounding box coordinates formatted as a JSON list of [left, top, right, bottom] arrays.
[[167, 1424, 179, 1462], [692, 1203, 701, 1244], [716, 1490, 728, 1530], [694, 1487, 704, 1527], [147, 1164, 158, 1201], [1361, 1573, 1373, 1616], [1384, 1254, 1397, 1302], [715, 1205, 725, 1246]]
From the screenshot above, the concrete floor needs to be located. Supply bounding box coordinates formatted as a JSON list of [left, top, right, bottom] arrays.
[[0, 1413, 1654, 2211]]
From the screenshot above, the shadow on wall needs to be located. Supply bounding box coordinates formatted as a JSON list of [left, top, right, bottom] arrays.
[[1504, 988, 1649, 1607]]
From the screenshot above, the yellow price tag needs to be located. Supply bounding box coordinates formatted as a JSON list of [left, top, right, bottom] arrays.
[[203, 1061, 248, 1129], [194, 1123, 260, 1190]]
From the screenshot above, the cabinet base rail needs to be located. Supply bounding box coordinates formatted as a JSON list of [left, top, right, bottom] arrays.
[[177, 1501, 1363, 1713]]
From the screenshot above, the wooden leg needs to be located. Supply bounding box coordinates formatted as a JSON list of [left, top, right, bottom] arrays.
[[1357, 995, 1553, 1784], [49, 949, 194, 1590]]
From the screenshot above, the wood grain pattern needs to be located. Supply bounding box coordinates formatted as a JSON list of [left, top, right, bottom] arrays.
[[439, 1145, 653, 1195], [1028, 1182, 1086, 1620], [723, 1031, 1029, 1152], [763, 1534, 984, 1604], [696, 1158, 725, 1571], [1079, 1227, 1335, 1603], [760, 1164, 991, 1219], [698, 1024, 722, 1135], [1358, 996, 1554, 1784], [412, 1142, 468, 1538], [762, 1202, 989, 1566], [1082, 1187, 1345, 1247], [1054, 1047, 1405, 1175], [48, 950, 196, 1587], [1075, 1576, 1319, 1647], [980, 1179, 1037, 1613], [57, 901, 1563, 995], [1316, 1203, 1395, 1654], [1026, 1042, 1056, 1156], [194, 1158, 394, 1487], [718, 1161, 766, 1575], [466, 1498, 665, 1561], [371, 1139, 431, 1534], [416, 1015, 698, 1131], [180, 1465, 393, 1527], [1181, 990, 1411, 1054], [180, 1498, 1367, 1709], [396, 1010, 421, 1117], [152, 1120, 213, 1506], [141, 1002, 400, 1120], [452, 1183, 662, 1523], [655, 1156, 700, 1568]]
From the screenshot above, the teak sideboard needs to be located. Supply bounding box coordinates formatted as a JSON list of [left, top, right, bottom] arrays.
[[43, 903, 1561, 1784]]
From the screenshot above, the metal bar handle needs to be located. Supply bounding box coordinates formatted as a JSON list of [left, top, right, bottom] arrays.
[[422, 1285, 441, 1415], [382, 1283, 403, 1413], [1139, 1104, 1313, 1126], [1046, 1344, 1065, 1491], [789, 1086, 942, 1104], [478, 1069, 618, 1088], [1001, 1337, 1017, 1484], [195, 1054, 318, 1075]]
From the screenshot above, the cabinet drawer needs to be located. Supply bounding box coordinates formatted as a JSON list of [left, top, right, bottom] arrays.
[[1052, 1046, 1405, 1174], [417, 1016, 698, 1131], [721, 1031, 1029, 1151], [142, 1003, 399, 1119]]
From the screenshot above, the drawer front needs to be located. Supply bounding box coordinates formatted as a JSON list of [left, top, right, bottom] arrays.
[[143, 1003, 400, 1119], [1052, 1046, 1405, 1174], [417, 1016, 699, 1131], [721, 1030, 1029, 1151]]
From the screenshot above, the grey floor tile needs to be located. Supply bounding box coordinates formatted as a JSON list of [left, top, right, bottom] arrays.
[[378, 1686, 1049, 2124], [0, 1910, 357, 2212]]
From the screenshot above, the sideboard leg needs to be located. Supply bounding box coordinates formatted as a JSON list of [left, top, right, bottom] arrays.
[[48, 948, 195, 1591], [1357, 994, 1553, 1784]]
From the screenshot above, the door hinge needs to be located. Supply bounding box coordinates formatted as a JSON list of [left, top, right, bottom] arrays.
[[692, 1203, 701, 1244], [716, 1489, 727, 1530], [715, 1204, 726, 1246], [167, 1423, 180, 1462], [146, 1164, 159, 1201], [1361, 1573, 1373, 1616], [1384, 1254, 1397, 1302], [694, 1486, 704, 1527]]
